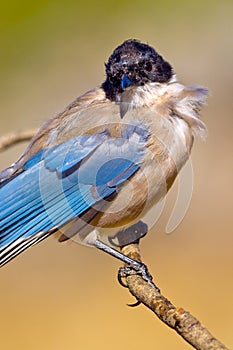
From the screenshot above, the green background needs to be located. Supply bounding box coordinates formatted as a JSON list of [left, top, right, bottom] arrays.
[[1, 1, 232, 349]]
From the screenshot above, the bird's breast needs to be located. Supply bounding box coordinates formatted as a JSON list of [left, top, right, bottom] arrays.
[[92, 108, 193, 231]]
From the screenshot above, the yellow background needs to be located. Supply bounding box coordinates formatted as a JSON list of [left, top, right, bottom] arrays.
[[1, 1, 232, 349]]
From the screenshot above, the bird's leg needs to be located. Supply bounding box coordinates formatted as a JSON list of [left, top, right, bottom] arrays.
[[84, 228, 159, 291]]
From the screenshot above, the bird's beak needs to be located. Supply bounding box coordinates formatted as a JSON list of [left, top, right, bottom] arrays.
[[121, 74, 132, 89]]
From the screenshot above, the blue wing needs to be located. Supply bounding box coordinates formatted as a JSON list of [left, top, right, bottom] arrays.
[[0, 123, 149, 266]]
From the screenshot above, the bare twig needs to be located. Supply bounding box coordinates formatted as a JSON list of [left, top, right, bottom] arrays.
[[120, 243, 229, 350], [0, 129, 37, 152]]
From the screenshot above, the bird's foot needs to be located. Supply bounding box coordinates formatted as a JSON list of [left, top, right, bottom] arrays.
[[118, 262, 160, 292]]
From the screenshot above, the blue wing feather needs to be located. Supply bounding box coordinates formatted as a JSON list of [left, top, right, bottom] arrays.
[[0, 123, 149, 266]]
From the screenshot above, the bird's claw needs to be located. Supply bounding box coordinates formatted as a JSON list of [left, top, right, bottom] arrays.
[[117, 262, 160, 292]]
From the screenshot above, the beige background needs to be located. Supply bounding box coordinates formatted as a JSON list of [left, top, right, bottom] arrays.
[[1, 1, 232, 349]]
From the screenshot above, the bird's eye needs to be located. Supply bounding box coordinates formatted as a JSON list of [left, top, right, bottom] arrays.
[[145, 62, 152, 72]]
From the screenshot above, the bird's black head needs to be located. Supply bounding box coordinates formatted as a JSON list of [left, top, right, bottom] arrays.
[[102, 39, 173, 101]]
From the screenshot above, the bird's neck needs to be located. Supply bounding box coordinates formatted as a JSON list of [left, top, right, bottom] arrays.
[[117, 76, 207, 139]]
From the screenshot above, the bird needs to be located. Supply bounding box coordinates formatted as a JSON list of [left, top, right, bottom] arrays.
[[0, 39, 208, 270]]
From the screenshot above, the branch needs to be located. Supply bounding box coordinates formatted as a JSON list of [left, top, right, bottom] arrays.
[[0, 129, 37, 152], [120, 243, 228, 350]]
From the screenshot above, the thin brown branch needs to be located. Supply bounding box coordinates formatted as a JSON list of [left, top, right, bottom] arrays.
[[0, 129, 37, 152], [120, 243, 228, 350]]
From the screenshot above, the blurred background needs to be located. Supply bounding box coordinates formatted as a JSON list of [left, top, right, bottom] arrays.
[[1, 1, 232, 349]]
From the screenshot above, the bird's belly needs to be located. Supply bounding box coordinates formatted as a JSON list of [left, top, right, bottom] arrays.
[[91, 157, 185, 233]]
